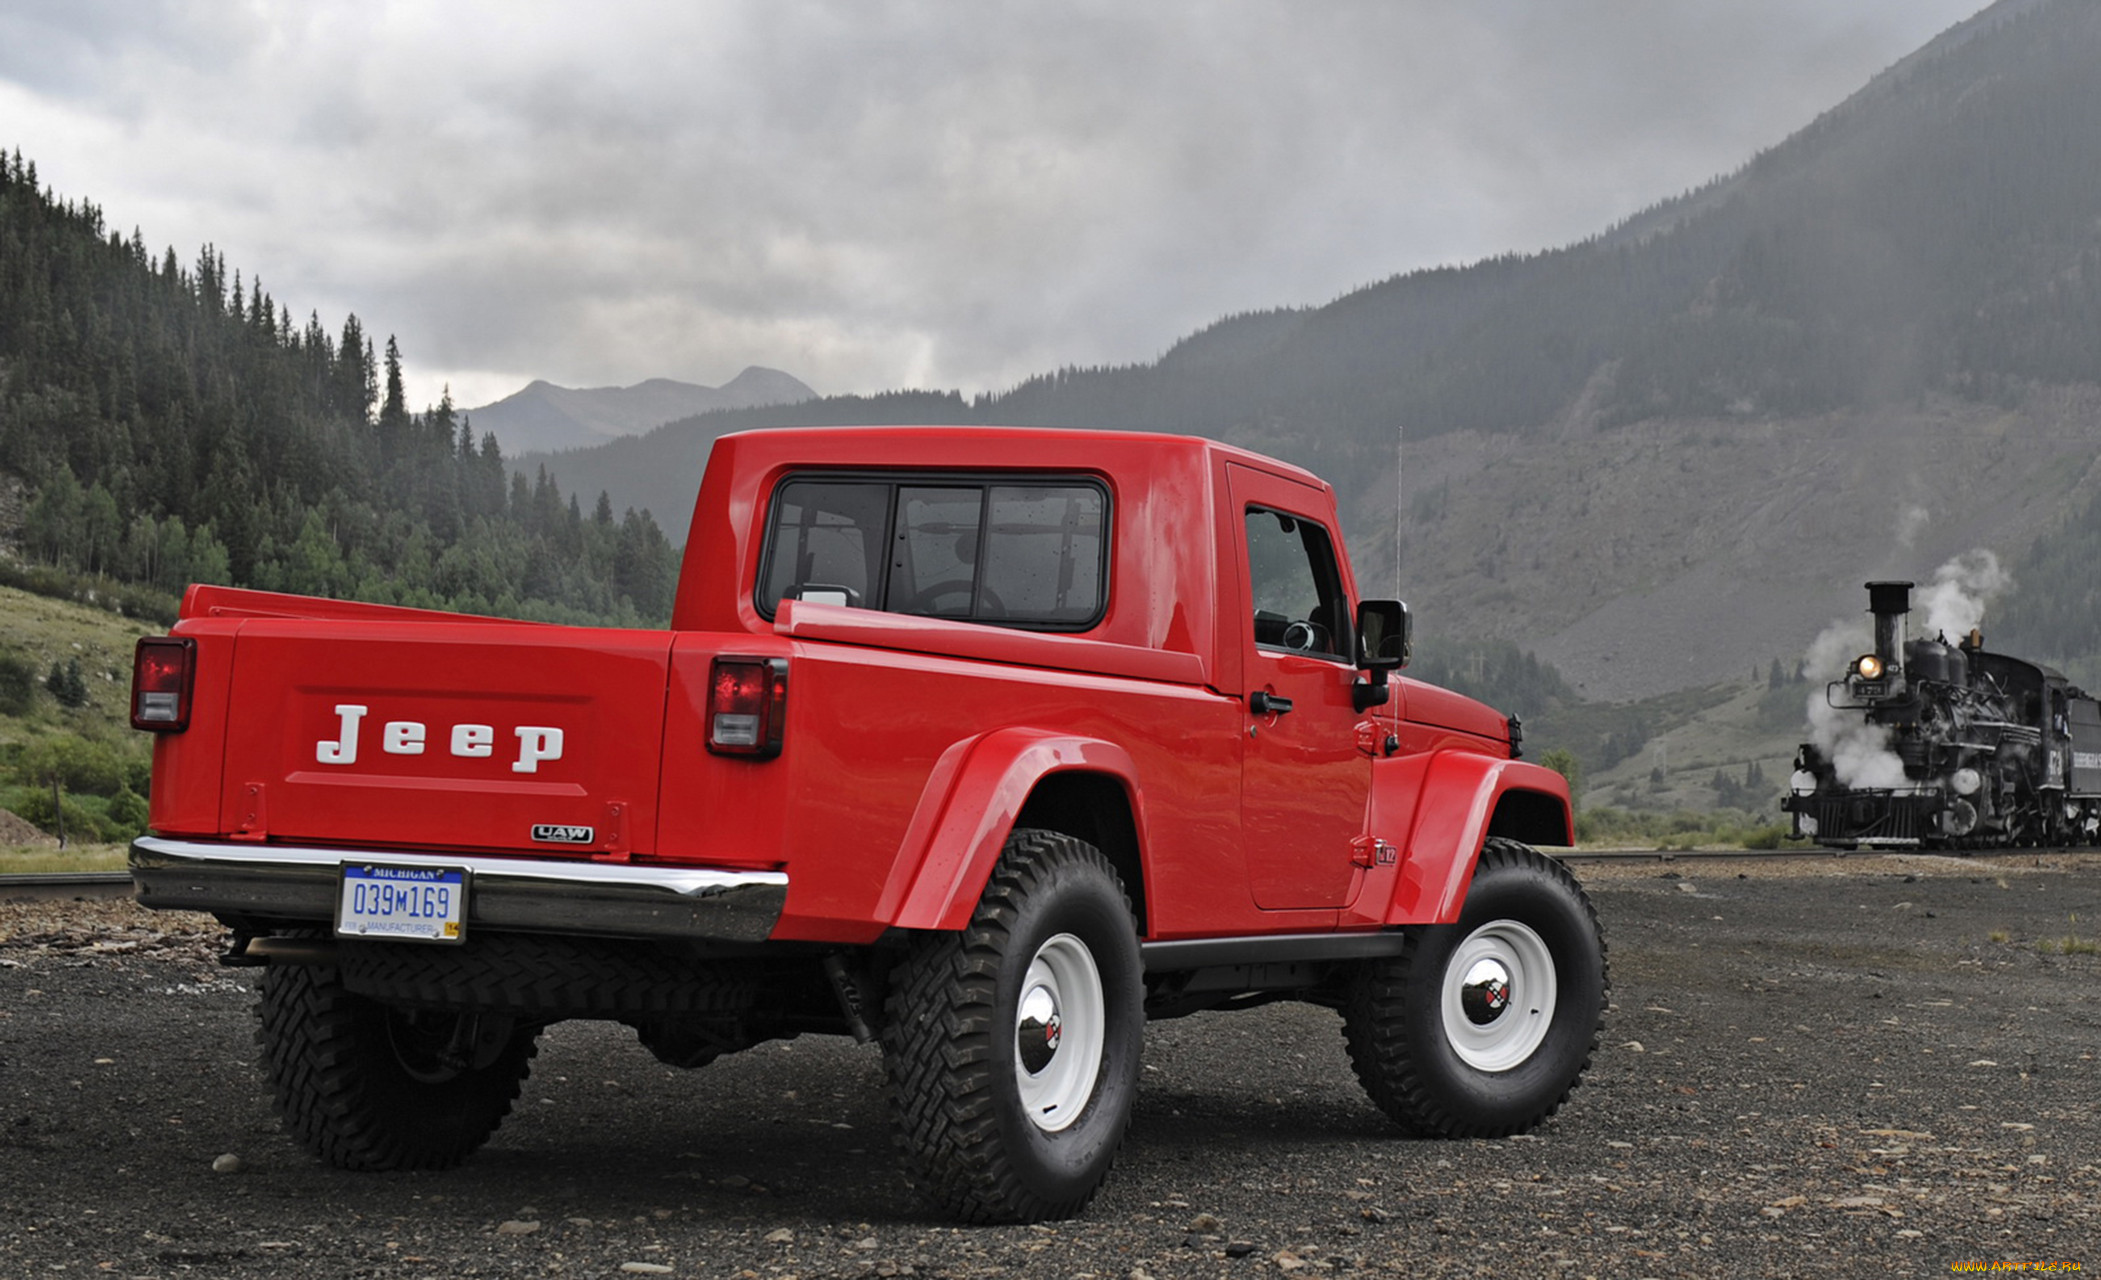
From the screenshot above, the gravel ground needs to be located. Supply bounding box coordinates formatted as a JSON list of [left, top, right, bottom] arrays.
[[2, 853, 2097, 1279]]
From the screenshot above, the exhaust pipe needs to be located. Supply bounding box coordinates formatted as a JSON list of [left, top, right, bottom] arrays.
[[1865, 581, 1912, 672]]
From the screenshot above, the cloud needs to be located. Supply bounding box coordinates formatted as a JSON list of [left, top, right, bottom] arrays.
[[0, 0, 1991, 410]]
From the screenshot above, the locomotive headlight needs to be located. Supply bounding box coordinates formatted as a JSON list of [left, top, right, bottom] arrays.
[[1855, 653, 1885, 681], [1951, 767, 1982, 796]]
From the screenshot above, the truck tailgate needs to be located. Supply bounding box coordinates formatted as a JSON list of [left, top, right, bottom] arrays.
[[216, 620, 673, 856]]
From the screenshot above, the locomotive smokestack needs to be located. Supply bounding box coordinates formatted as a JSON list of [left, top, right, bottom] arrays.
[[1866, 580, 1912, 669]]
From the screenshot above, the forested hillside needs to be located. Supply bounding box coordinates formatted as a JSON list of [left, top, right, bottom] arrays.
[[1994, 483, 2101, 677], [0, 151, 678, 626]]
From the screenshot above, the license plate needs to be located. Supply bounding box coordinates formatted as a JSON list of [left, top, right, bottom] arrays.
[[336, 864, 468, 943]]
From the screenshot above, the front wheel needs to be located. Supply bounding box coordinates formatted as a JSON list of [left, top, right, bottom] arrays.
[[256, 960, 539, 1171], [1343, 838, 1607, 1137], [881, 829, 1143, 1223]]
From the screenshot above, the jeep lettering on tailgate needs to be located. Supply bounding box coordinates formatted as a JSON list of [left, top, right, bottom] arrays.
[[313, 704, 566, 773], [128, 425, 1602, 1226]]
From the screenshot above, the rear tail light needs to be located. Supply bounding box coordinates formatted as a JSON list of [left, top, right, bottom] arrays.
[[131, 636, 196, 732], [707, 656, 788, 758]]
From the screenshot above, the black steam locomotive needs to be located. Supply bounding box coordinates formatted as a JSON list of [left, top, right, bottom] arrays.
[[1785, 581, 2101, 849]]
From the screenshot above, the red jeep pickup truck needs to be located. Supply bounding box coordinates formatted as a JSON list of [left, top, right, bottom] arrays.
[[128, 425, 1604, 1223]]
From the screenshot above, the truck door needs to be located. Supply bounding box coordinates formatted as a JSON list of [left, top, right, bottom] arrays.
[[1227, 463, 1372, 910]]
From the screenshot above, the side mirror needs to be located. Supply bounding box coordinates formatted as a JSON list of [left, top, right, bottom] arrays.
[[1352, 600, 1408, 712], [1356, 599, 1410, 672]]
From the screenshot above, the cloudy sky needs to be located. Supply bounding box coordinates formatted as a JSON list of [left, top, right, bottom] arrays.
[[2, 0, 1991, 413]]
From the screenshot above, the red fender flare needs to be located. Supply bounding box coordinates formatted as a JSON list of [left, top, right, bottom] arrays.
[[1382, 753, 1572, 925], [884, 728, 1143, 931]]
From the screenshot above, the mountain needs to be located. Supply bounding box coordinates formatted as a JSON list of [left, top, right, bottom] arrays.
[[530, 0, 2101, 707], [467, 367, 813, 455]]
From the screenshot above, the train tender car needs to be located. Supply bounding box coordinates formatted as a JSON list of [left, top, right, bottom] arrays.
[[1785, 580, 2101, 849]]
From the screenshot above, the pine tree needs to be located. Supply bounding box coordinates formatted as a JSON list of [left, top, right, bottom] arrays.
[[48, 658, 91, 709], [378, 335, 408, 465], [0, 654, 38, 715]]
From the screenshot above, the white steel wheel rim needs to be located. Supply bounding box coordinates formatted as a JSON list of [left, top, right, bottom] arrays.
[[1440, 919, 1557, 1073], [1014, 932, 1105, 1133]]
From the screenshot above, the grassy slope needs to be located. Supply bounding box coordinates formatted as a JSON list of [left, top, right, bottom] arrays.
[[1, 584, 162, 869], [0, 843, 127, 873], [0, 584, 162, 739]]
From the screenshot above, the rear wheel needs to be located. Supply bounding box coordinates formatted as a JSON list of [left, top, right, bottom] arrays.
[[257, 960, 538, 1171], [1343, 838, 1606, 1137], [881, 829, 1143, 1223]]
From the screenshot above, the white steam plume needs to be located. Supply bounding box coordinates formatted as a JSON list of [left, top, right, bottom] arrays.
[[1803, 617, 1909, 789], [1916, 549, 2012, 642]]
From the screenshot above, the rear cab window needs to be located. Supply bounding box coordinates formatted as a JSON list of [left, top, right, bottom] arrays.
[[758, 474, 1110, 630]]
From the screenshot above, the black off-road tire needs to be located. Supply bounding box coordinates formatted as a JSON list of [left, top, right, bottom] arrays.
[[1342, 838, 1607, 1137], [256, 960, 538, 1171], [881, 829, 1144, 1223]]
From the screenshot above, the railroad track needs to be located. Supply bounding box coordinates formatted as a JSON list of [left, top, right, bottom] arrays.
[[1562, 844, 2101, 863], [0, 871, 135, 901], [1559, 847, 1840, 863]]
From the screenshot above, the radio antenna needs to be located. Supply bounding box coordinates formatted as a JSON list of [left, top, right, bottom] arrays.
[[1394, 422, 1404, 601]]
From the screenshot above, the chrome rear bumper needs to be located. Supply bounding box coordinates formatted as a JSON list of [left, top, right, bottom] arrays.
[[129, 836, 788, 944]]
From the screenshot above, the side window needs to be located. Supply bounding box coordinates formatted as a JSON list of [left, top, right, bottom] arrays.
[[894, 487, 985, 617], [761, 481, 890, 608], [1245, 507, 1348, 658], [980, 485, 1105, 624], [760, 475, 1109, 629]]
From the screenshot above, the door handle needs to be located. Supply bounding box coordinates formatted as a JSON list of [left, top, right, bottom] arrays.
[[1248, 690, 1294, 716]]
